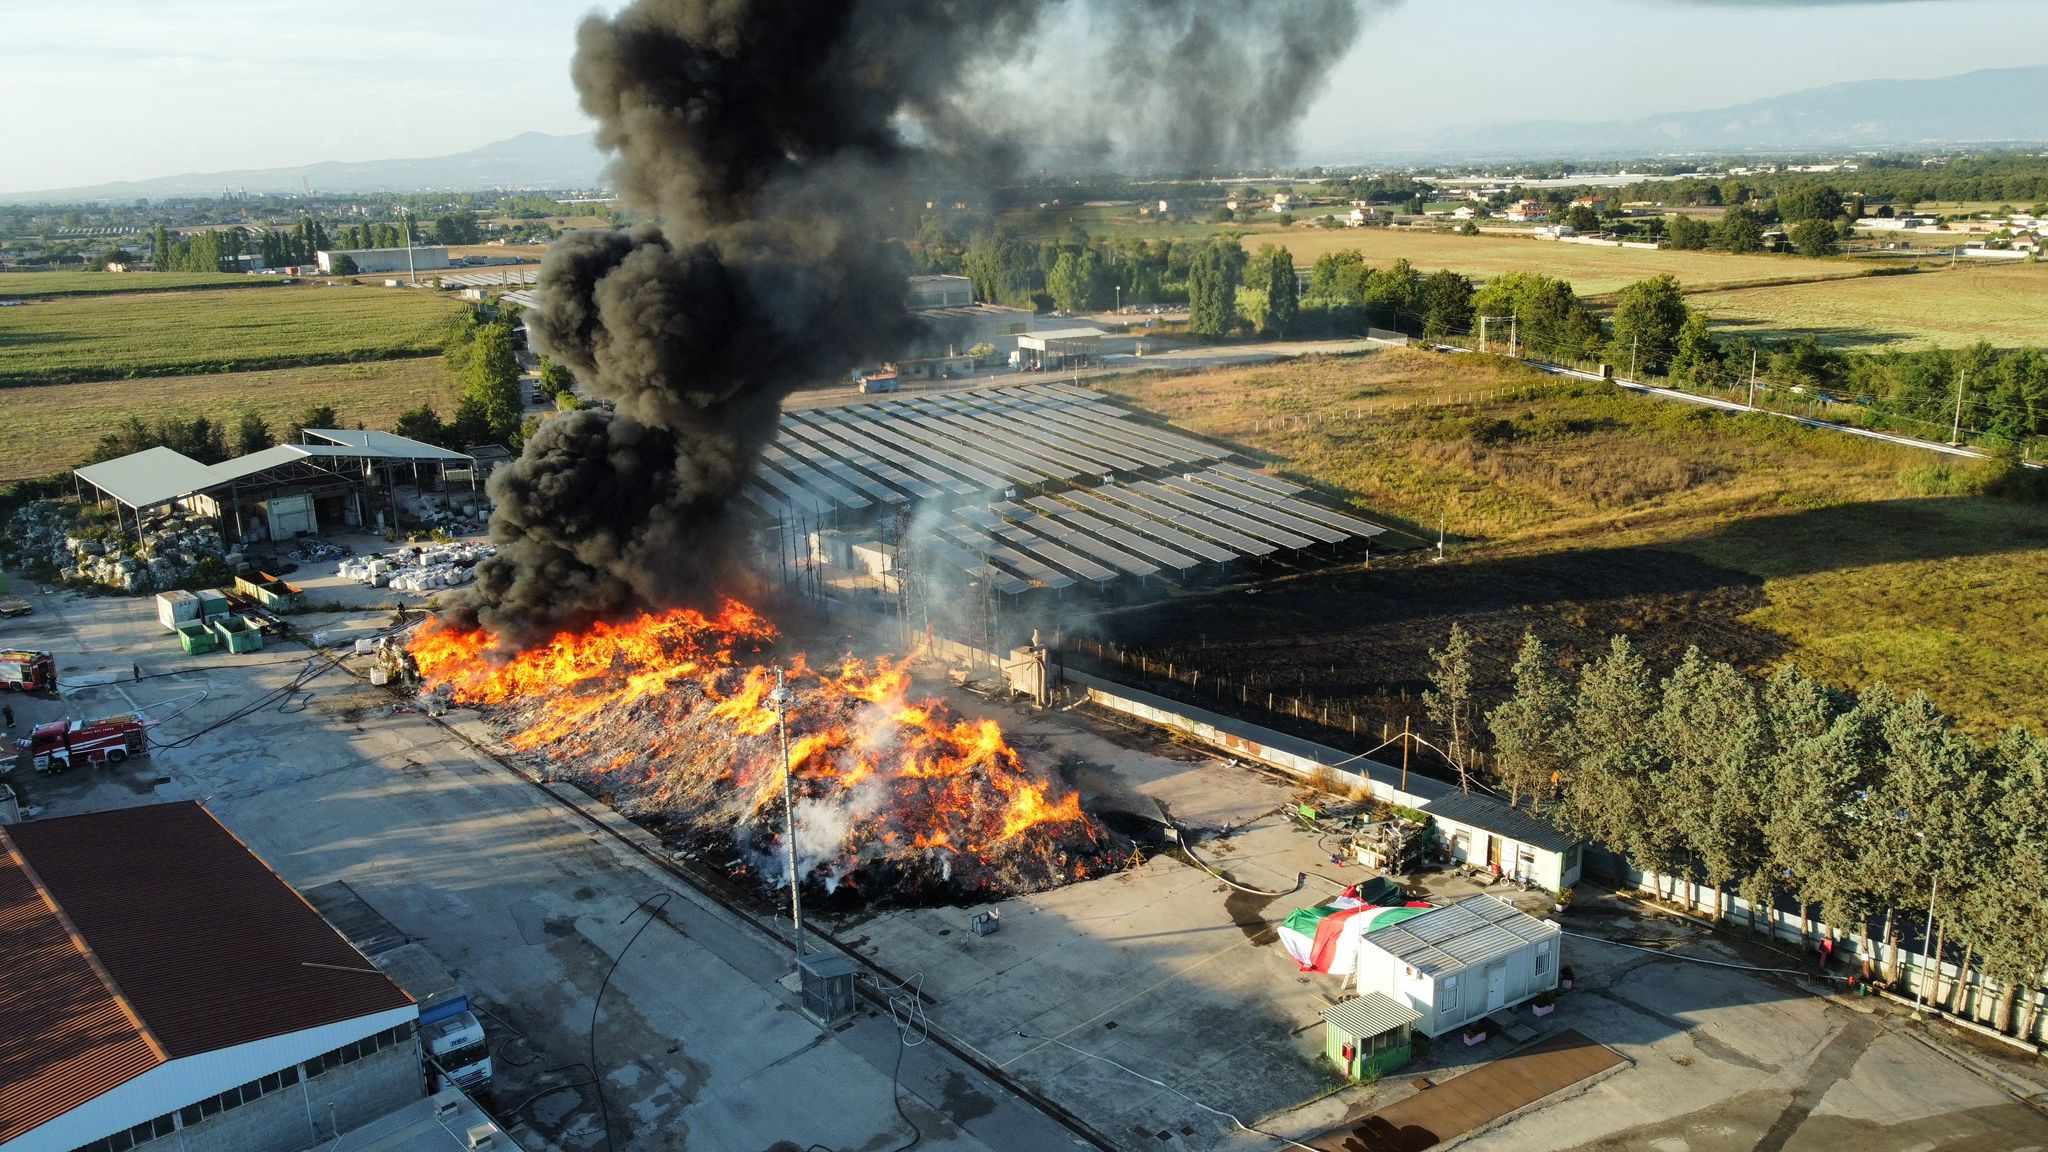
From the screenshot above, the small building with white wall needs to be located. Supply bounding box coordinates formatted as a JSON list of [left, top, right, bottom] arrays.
[[316, 246, 451, 276], [1014, 327, 1106, 370], [1352, 894, 1561, 1038], [1420, 791, 1582, 891], [906, 274, 974, 310]]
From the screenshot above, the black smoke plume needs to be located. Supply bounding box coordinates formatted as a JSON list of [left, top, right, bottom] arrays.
[[460, 0, 1374, 644]]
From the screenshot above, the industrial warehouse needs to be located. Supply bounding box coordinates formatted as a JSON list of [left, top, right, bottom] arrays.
[[754, 381, 1387, 601], [0, 802, 504, 1152], [72, 431, 476, 544]]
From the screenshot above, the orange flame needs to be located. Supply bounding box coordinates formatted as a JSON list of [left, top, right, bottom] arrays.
[[409, 601, 1094, 883]]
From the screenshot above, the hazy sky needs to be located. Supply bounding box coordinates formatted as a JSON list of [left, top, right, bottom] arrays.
[[2, 0, 2043, 193]]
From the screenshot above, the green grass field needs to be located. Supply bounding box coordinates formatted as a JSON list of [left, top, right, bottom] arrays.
[[0, 271, 273, 299], [0, 358, 464, 482], [1099, 349, 2048, 735], [1687, 264, 2048, 349], [0, 285, 464, 386]]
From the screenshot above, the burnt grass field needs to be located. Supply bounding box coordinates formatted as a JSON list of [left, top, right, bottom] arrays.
[[1077, 349, 2048, 746]]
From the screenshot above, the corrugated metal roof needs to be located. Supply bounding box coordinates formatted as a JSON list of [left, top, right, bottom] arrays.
[[1421, 792, 1577, 854], [1361, 894, 1558, 978], [1324, 992, 1423, 1038], [73, 446, 220, 509], [302, 429, 472, 461], [205, 443, 359, 485], [3, 803, 414, 1067], [0, 840, 164, 1144]]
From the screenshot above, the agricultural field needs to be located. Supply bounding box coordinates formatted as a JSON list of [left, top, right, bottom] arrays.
[[1688, 263, 2048, 349], [0, 284, 464, 385], [1096, 348, 2048, 736], [1001, 208, 1874, 295], [0, 358, 462, 482], [0, 270, 270, 299]]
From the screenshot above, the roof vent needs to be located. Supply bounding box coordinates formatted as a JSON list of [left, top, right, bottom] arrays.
[[433, 1097, 460, 1122], [466, 1125, 495, 1150]]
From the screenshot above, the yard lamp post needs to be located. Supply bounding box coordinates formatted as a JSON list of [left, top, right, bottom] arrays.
[[396, 206, 418, 286], [770, 668, 804, 967]]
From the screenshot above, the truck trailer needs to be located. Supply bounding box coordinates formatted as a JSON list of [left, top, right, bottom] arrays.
[[303, 880, 495, 1100]]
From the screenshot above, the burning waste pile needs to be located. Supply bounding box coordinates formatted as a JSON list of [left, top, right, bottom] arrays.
[[410, 602, 1116, 900]]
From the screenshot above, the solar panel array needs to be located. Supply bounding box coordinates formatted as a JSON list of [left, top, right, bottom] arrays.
[[757, 382, 1384, 594]]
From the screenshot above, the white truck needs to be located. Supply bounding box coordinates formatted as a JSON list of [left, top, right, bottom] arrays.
[[305, 881, 495, 1100]]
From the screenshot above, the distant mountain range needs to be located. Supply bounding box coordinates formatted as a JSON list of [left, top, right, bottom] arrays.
[[1325, 66, 2048, 162], [10, 65, 2048, 203], [0, 131, 609, 204]]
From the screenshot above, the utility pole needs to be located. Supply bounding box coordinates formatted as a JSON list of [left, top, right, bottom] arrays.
[[1400, 716, 1410, 793], [397, 206, 417, 286], [1478, 315, 1488, 354], [771, 668, 803, 967], [1748, 348, 1759, 410], [1950, 367, 1967, 445], [1509, 314, 1518, 359], [1915, 871, 1939, 1016], [1629, 334, 1639, 381]]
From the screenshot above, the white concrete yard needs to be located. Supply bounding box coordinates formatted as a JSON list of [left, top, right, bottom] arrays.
[[4, 577, 2045, 1152]]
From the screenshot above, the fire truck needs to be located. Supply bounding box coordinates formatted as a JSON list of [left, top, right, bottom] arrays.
[[17, 715, 147, 774], [0, 649, 57, 695]]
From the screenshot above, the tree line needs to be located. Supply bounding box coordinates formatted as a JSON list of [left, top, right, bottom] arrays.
[[1429, 625, 2048, 1033], [1576, 274, 2048, 453], [88, 404, 349, 467], [136, 211, 484, 273], [1621, 155, 2048, 214]]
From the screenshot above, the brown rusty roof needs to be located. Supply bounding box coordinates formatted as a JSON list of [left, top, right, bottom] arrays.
[[0, 802, 414, 1141], [0, 842, 163, 1144]]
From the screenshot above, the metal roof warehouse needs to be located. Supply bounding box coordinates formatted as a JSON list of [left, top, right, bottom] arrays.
[[0, 802, 422, 1152], [73, 431, 473, 541]]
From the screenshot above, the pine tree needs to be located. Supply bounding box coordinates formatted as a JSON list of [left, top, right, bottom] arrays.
[[1562, 636, 1678, 887], [1657, 648, 1768, 919], [1422, 623, 1477, 783], [1262, 246, 1298, 338], [1864, 692, 1989, 982], [231, 411, 274, 456], [1485, 631, 1569, 809]]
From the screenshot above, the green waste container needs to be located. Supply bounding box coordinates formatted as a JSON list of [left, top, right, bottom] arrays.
[[176, 623, 218, 655], [211, 614, 264, 654]]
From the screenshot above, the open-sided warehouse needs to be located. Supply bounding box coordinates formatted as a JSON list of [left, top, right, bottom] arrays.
[[74, 432, 474, 544], [1352, 894, 1562, 1038]]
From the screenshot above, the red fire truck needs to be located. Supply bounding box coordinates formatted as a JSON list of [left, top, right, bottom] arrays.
[[17, 715, 147, 774], [0, 649, 57, 695]]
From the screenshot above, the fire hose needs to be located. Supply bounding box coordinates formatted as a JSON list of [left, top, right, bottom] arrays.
[[1153, 804, 1302, 899]]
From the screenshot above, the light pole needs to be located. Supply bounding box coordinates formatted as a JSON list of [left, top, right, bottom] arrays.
[[1116, 284, 1122, 315], [396, 206, 418, 286], [769, 668, 803, 966]]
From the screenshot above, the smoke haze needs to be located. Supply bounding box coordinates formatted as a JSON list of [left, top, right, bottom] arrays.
[[462, 0, 1377, 644]]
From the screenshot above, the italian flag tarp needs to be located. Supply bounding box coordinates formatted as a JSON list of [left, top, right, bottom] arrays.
[[1279, 888, 1433, 974]]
